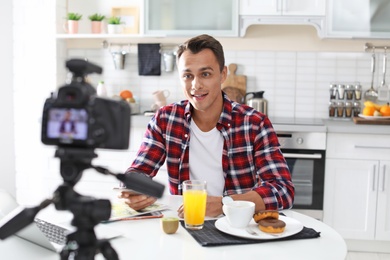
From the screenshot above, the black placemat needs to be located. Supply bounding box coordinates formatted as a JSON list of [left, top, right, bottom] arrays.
[[181, 220, 321, 247]]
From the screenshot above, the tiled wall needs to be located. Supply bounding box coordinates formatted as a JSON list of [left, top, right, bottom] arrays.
[[13, 0, 390, 206], [65, 48, 385, 119]]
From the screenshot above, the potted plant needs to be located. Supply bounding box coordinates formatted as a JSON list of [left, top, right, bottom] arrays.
[[65, 12, 82, 34], [88, 13, 105, 34], [107, 16, 123, 34]]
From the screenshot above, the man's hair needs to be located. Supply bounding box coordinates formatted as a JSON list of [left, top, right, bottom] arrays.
[[176, 34, 225, 72]]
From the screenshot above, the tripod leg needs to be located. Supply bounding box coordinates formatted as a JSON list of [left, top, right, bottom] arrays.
[[99, 239, 119, 260]]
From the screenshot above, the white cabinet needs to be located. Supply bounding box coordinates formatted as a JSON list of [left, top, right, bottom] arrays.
[[239, 0, 326, 16], [327, 0, 390, 38], [239, 0, 326, 37], [324, 133, 390, 241], [144, 0, 239, 36]]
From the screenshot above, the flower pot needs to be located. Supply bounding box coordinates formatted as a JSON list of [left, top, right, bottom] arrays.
[[91, 21, 102, 34], [64, 20, 79, 34], [107, 24, 123, 34]]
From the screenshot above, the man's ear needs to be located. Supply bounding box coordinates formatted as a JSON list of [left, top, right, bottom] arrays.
[[220, 66, 228, 84]]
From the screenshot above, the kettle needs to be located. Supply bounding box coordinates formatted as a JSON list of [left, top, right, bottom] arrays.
[[245, 91, 268, 115]]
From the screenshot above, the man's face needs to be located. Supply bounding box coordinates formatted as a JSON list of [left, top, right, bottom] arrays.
[[177, 49, 227, 113]]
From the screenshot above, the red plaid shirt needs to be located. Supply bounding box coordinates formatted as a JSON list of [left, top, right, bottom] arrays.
[[128, 93, 294, 210]]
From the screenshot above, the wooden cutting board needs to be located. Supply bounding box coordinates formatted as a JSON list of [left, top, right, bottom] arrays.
[[221, 63, 247, 103], [353, 117, 390, 125]]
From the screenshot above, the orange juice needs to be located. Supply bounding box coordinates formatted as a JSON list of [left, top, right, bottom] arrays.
[[183, 189, 207, 228]]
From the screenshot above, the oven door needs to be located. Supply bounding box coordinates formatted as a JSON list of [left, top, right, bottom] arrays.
[[281, 149, 325, 211]]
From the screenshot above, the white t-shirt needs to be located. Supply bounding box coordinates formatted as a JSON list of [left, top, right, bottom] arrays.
[[189, 120, 225, 196]]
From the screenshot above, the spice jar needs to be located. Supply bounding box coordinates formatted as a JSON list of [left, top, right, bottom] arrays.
[[346, 85, 354, 100], [345, 101, 353, 117], [329, 84, 337, 99], [354, 84, 362, 100], [338, 84, 345, 99], [337, 101, 345, 117], [353, 102, 361, 117], [329, 101, 336, 117]]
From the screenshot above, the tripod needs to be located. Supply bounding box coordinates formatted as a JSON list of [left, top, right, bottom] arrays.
[[0, 147, 165, 259], [53, 147, 118, 260]]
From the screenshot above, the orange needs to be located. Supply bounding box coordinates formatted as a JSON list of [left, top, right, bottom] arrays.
[[379, 103, 390, 116], [120, 90, 133, 99], [362, 106, 376, 116]]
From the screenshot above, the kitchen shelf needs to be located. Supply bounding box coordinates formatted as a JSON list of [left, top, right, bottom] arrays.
[[56, 34, 150, 39]]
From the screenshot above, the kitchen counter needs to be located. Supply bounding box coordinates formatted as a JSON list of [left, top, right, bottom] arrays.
[[131, 115, 389, 135], [323, 118, 390, 135]]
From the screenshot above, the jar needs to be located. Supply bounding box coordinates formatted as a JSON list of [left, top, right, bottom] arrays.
[[353, 102, 361, 117], [345, 101, 353, 117], [345, 84, 354, 100], [329, 101, 336, 117], [329, 84, 337, 99], [96, 80, 107, 97], [337, 84, 345, 99], [354, 84, 362, 100], [337, 101, 345, 117]]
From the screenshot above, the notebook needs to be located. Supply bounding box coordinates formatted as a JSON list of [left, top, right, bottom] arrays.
[[0, 189, 123, 252]]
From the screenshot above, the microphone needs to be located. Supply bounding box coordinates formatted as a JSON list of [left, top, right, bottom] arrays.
[[116, 171, 165, 198]]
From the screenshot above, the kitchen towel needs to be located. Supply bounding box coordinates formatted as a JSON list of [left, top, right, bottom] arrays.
[[138, 43, 161, 76], [181, 220, 321, 247]]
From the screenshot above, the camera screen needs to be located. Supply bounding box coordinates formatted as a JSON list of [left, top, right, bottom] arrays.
[[46, 108, 88, 142]]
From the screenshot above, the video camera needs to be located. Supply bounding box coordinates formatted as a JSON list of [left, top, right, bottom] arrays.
[[41, 59, 130, 149]]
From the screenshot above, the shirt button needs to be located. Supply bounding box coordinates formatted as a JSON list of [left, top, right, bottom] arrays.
[[184, 134, 188, 138], [228, 123, 231, 127]]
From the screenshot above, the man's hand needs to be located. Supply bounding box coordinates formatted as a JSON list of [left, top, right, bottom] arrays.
[[177, 195, 223, 218], [118, 191, 157, 211]]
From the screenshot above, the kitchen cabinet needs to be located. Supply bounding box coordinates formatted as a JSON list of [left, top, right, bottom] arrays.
[[239, 0, 326, 37], [144, 0, 239, 37], [239, 0, 326, 16], [324, 133, 390, 241], [327, 0, 390, 39]]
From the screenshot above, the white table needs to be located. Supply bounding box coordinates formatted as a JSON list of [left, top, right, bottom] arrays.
[[0, 195, 347, 260]]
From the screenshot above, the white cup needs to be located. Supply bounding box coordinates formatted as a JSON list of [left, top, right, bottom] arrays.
[[222, 201, 255, 228]]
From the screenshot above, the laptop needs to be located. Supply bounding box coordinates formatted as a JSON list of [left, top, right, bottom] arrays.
[[0, 189, 123, 252]]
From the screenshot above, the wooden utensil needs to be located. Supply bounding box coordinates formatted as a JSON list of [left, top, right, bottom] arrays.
[[221, 64, 247, 103]]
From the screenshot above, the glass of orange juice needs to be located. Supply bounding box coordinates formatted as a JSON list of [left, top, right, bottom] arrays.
[[183, 180, 207, 230]]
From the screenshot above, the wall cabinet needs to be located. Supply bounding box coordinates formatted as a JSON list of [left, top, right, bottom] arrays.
[[144, 0, 239, 37], [324, 133, 390, 241], [327, 0, 390, 38], [239, 0, 326, 37], [239, 0, 326, 16]]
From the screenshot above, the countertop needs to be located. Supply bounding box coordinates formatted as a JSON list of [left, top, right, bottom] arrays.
[[130, 115, 389, 135], [0, 197, 347, 260], [323, 118, 390, 135]]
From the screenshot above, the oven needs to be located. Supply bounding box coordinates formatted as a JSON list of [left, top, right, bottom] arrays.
[[276, 131, 326, 221]]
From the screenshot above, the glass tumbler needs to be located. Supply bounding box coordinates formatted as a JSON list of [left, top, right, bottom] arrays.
[[183, 180, 207, 230]]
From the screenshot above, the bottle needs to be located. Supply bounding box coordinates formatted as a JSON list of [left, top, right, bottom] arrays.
[[96, 81, 107, 97]]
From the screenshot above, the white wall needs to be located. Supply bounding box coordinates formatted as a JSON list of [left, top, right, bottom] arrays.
[[10, 0, 390, 206], [0, 0, 16, 197]]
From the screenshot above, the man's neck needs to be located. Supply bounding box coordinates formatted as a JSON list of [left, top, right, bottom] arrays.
[[192, 97, 223, 132]]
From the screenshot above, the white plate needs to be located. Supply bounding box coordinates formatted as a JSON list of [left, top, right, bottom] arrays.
[[215, 216, 303, 240], [358, 114, 390, 120]]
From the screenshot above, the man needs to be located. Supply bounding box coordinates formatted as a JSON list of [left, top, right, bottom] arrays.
[[120, 34, 294, 217]]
